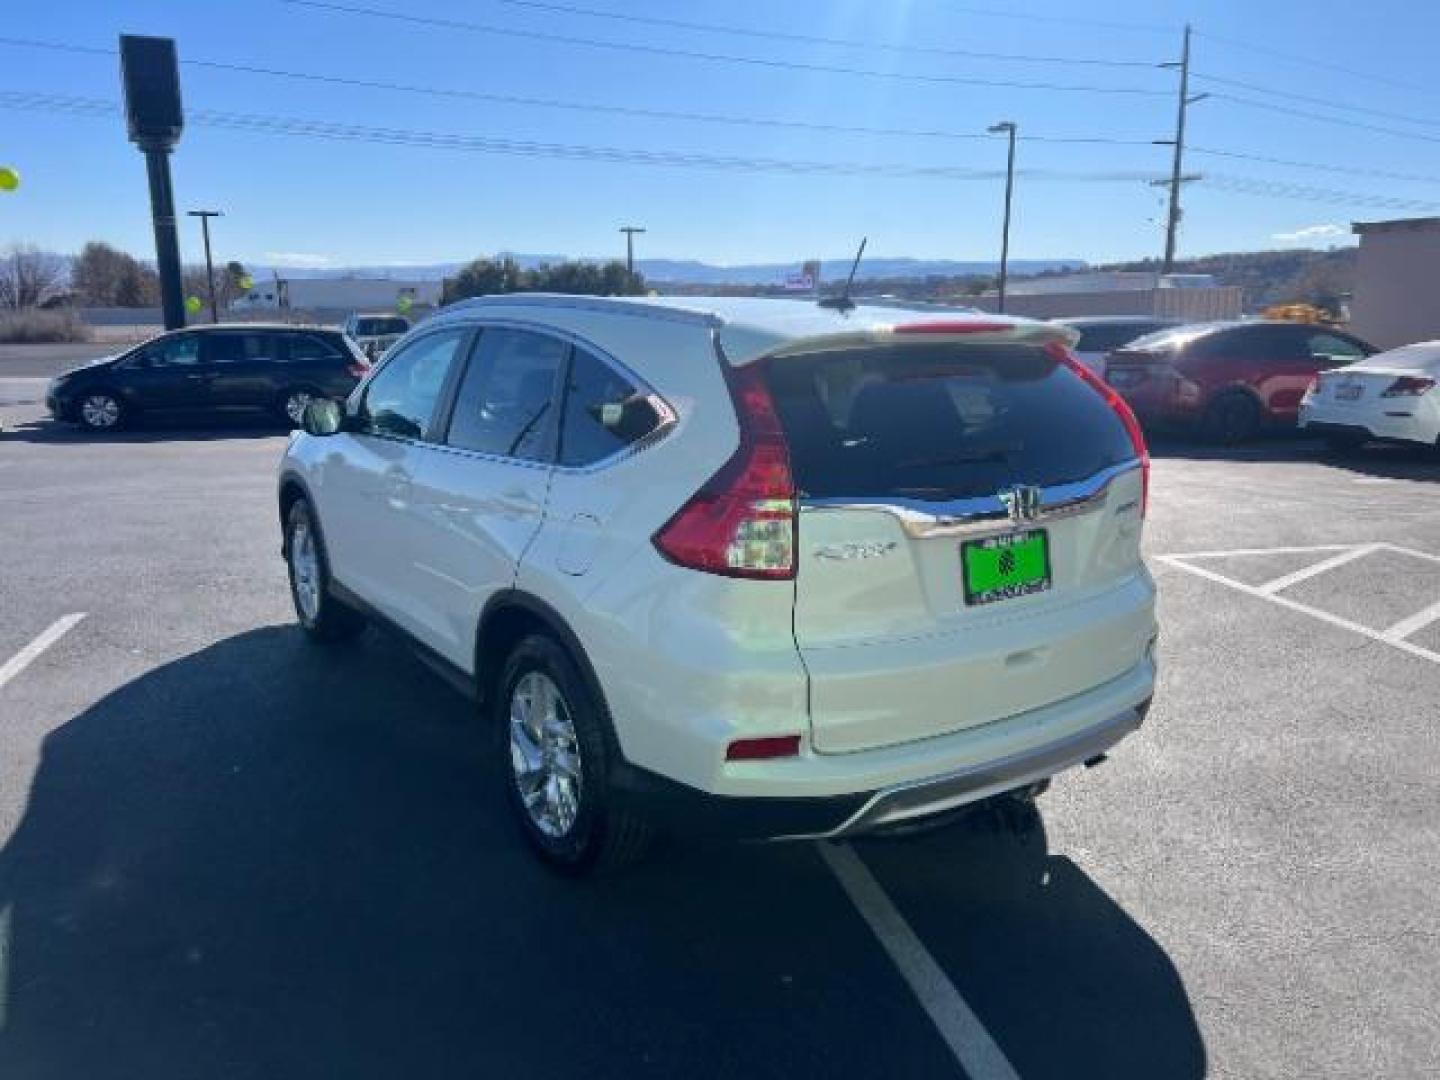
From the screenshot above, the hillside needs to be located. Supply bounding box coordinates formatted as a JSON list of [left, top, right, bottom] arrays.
[[1098, 247, 1358, 309]]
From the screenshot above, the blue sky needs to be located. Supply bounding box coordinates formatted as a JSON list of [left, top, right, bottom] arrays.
[[3, 0, 1439, 269]]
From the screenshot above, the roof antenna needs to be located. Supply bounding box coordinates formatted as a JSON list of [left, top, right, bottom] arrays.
[[819, 237, 866, 313]]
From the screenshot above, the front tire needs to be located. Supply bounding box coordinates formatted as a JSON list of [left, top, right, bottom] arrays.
[[285, 498, 364, 642], [76, 390, 126, 432], [497, 634, 653, 874]]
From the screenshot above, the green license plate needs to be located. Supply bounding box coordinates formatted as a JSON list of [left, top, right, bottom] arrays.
[[961, 530, 1052, 606]]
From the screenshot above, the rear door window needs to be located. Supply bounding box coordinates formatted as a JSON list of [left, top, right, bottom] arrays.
[[445, 328, 566, 462], [1073, 322, 1168, 354], [200, 332, 275, 365], [285, 332, 346, 363], [558, 348, 665, 467], [763, 342, 1135, 502]]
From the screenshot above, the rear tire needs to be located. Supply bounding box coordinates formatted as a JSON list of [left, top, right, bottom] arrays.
[[1201, 392, 1261, 445], [496, 634, 653, 874], [285, 498, 365, 642]]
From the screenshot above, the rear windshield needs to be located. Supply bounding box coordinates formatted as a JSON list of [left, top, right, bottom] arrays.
[[1071, 321, 1173, 353], [763, 343, 1136, 502], [355, 317, 409, 336]]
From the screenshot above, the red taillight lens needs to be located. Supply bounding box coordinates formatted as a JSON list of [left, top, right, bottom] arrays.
[[1380, 376, 1436, 397], [653, 361, 796, 579], [347, 362, 370, 378], [1049, 342, 1150, 517], [725, 734, 802, 761]]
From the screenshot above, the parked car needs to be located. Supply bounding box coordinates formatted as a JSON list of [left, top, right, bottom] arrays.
[[1300, 340, 1440, 453], [1105, 321, 1376, 443], [46, 324, 369, 431], [278, 295, 1157, 872], [343, 312, 412, 359], [1055, 317, 1180, 375]]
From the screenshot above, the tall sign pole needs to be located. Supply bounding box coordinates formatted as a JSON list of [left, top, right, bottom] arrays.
[[120, 35, 186, 329], [188, 209, 223, 322]]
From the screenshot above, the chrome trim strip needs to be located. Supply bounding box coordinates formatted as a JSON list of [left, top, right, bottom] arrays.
[[820, 705, 1143, 839], [799, 459, 1141, 539]]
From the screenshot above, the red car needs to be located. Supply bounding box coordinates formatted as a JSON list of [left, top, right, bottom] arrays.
[[1105, 321, 1376, 443]]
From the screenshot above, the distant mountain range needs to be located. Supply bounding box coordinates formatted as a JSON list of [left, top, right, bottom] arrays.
[[257, 254, 1086, 287]]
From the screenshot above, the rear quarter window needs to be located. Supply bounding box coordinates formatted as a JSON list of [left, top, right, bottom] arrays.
[[764, 342, 1136, 502]]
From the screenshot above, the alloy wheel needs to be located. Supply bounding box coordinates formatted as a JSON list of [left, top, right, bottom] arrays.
[[80, 394, 120, 429], [289, 516, 322, 622], [509, 671, 584, 838]]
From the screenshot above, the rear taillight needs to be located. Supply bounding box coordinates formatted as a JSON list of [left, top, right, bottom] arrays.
[[347, 362, 370, 378], [1049, 342, 1150, 517], [652, 361, 796, 579], [1380, 376, 1436, 397]]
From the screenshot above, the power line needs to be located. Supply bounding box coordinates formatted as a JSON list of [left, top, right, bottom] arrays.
[[1205, 173, 1440, 213], [4, 89, 1436, 213], [0, 90, 1162, 181], [1189, 146, 1440, 188], [0, 35, 1163, 147], [1208, 92, 1440, 146], [1193, 29, 1433, 96], [1192, 72, 1440, 131], [275, 0, 1170, 95], [490, 0, 1160, 68], [928, 2, 1176, 34]]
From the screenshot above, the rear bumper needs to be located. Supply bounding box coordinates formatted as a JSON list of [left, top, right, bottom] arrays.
[[611, 661, 1154, 840], [1301, 406, 1438, 447]]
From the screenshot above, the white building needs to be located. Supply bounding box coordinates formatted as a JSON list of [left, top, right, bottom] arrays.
[[237, 277, 443, 312]]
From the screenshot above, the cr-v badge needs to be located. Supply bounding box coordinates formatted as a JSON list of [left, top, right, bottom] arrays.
[[815, 540, 898, 561]]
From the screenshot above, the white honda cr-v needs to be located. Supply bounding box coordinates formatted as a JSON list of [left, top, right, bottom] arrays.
[[279, 295, 1157, 872]]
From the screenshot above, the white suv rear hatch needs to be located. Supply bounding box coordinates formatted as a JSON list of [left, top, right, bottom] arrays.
[[761, 331, 1152, 754]]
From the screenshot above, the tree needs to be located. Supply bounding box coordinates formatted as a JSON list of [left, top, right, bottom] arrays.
[[442, 256, 645, 305], [442, 256, 524, 303], [0, 245, 67, 309], [70, 241, 158, 306]]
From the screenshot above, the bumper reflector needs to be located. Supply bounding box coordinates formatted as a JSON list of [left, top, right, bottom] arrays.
[[725, 735, 802, 761]]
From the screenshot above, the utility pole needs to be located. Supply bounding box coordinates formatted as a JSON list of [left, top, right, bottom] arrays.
[[987, 121, 1017, 313], [619, 225, 646, 275], [187, 209, 223, 322], [1157, 24, 1208, 273]]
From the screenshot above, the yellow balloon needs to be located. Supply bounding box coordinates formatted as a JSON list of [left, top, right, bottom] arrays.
[[0, 167, 19, 192], [396, 295, 414, 312], [238, 275, 254, 291], [185, 295, 203, 314]]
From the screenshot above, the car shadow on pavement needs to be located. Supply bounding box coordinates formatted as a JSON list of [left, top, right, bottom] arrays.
[[0, 627, 1203, 1079]]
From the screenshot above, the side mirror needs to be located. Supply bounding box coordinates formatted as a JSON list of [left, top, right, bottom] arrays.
[[302, 398, 346, 436]]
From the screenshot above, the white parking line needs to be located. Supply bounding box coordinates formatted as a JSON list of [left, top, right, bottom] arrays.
[[1257, 543, 1381, 596], [1157, 555, 1440, 666], [1385, 599, 1440, 642], [0, 613, 86, 692], [820, 842, 1020, 1080]]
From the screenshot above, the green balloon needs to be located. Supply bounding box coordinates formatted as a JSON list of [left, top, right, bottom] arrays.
[[396, 295, 414, 313], [0, 166, 18, 192], [185, 295, 203, 314], [238, 275, 254, 291]]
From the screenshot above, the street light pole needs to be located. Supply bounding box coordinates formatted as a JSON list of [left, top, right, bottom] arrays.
[[619, 225, 646, 275], [987, 121, 1017, 314], [187, 209, 223, 322]]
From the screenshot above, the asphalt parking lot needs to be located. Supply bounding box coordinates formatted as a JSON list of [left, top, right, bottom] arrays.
[[2, 354, 1438, 1079]]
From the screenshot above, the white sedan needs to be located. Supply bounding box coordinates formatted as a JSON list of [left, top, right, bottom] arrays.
[[1300, 341, 1440, 452]]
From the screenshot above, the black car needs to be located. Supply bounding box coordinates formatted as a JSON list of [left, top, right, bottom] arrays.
[[46, 324, 370, 432]]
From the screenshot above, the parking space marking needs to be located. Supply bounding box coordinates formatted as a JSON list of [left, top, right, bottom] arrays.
[[820, 842, 1019, 1080], [0, 613, 86, 692], [1385, 599, 1440, 642], [1156, 554, 1440, 666], [1160, 543, 1355, 560], [1256, 543, 1381, 595]]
